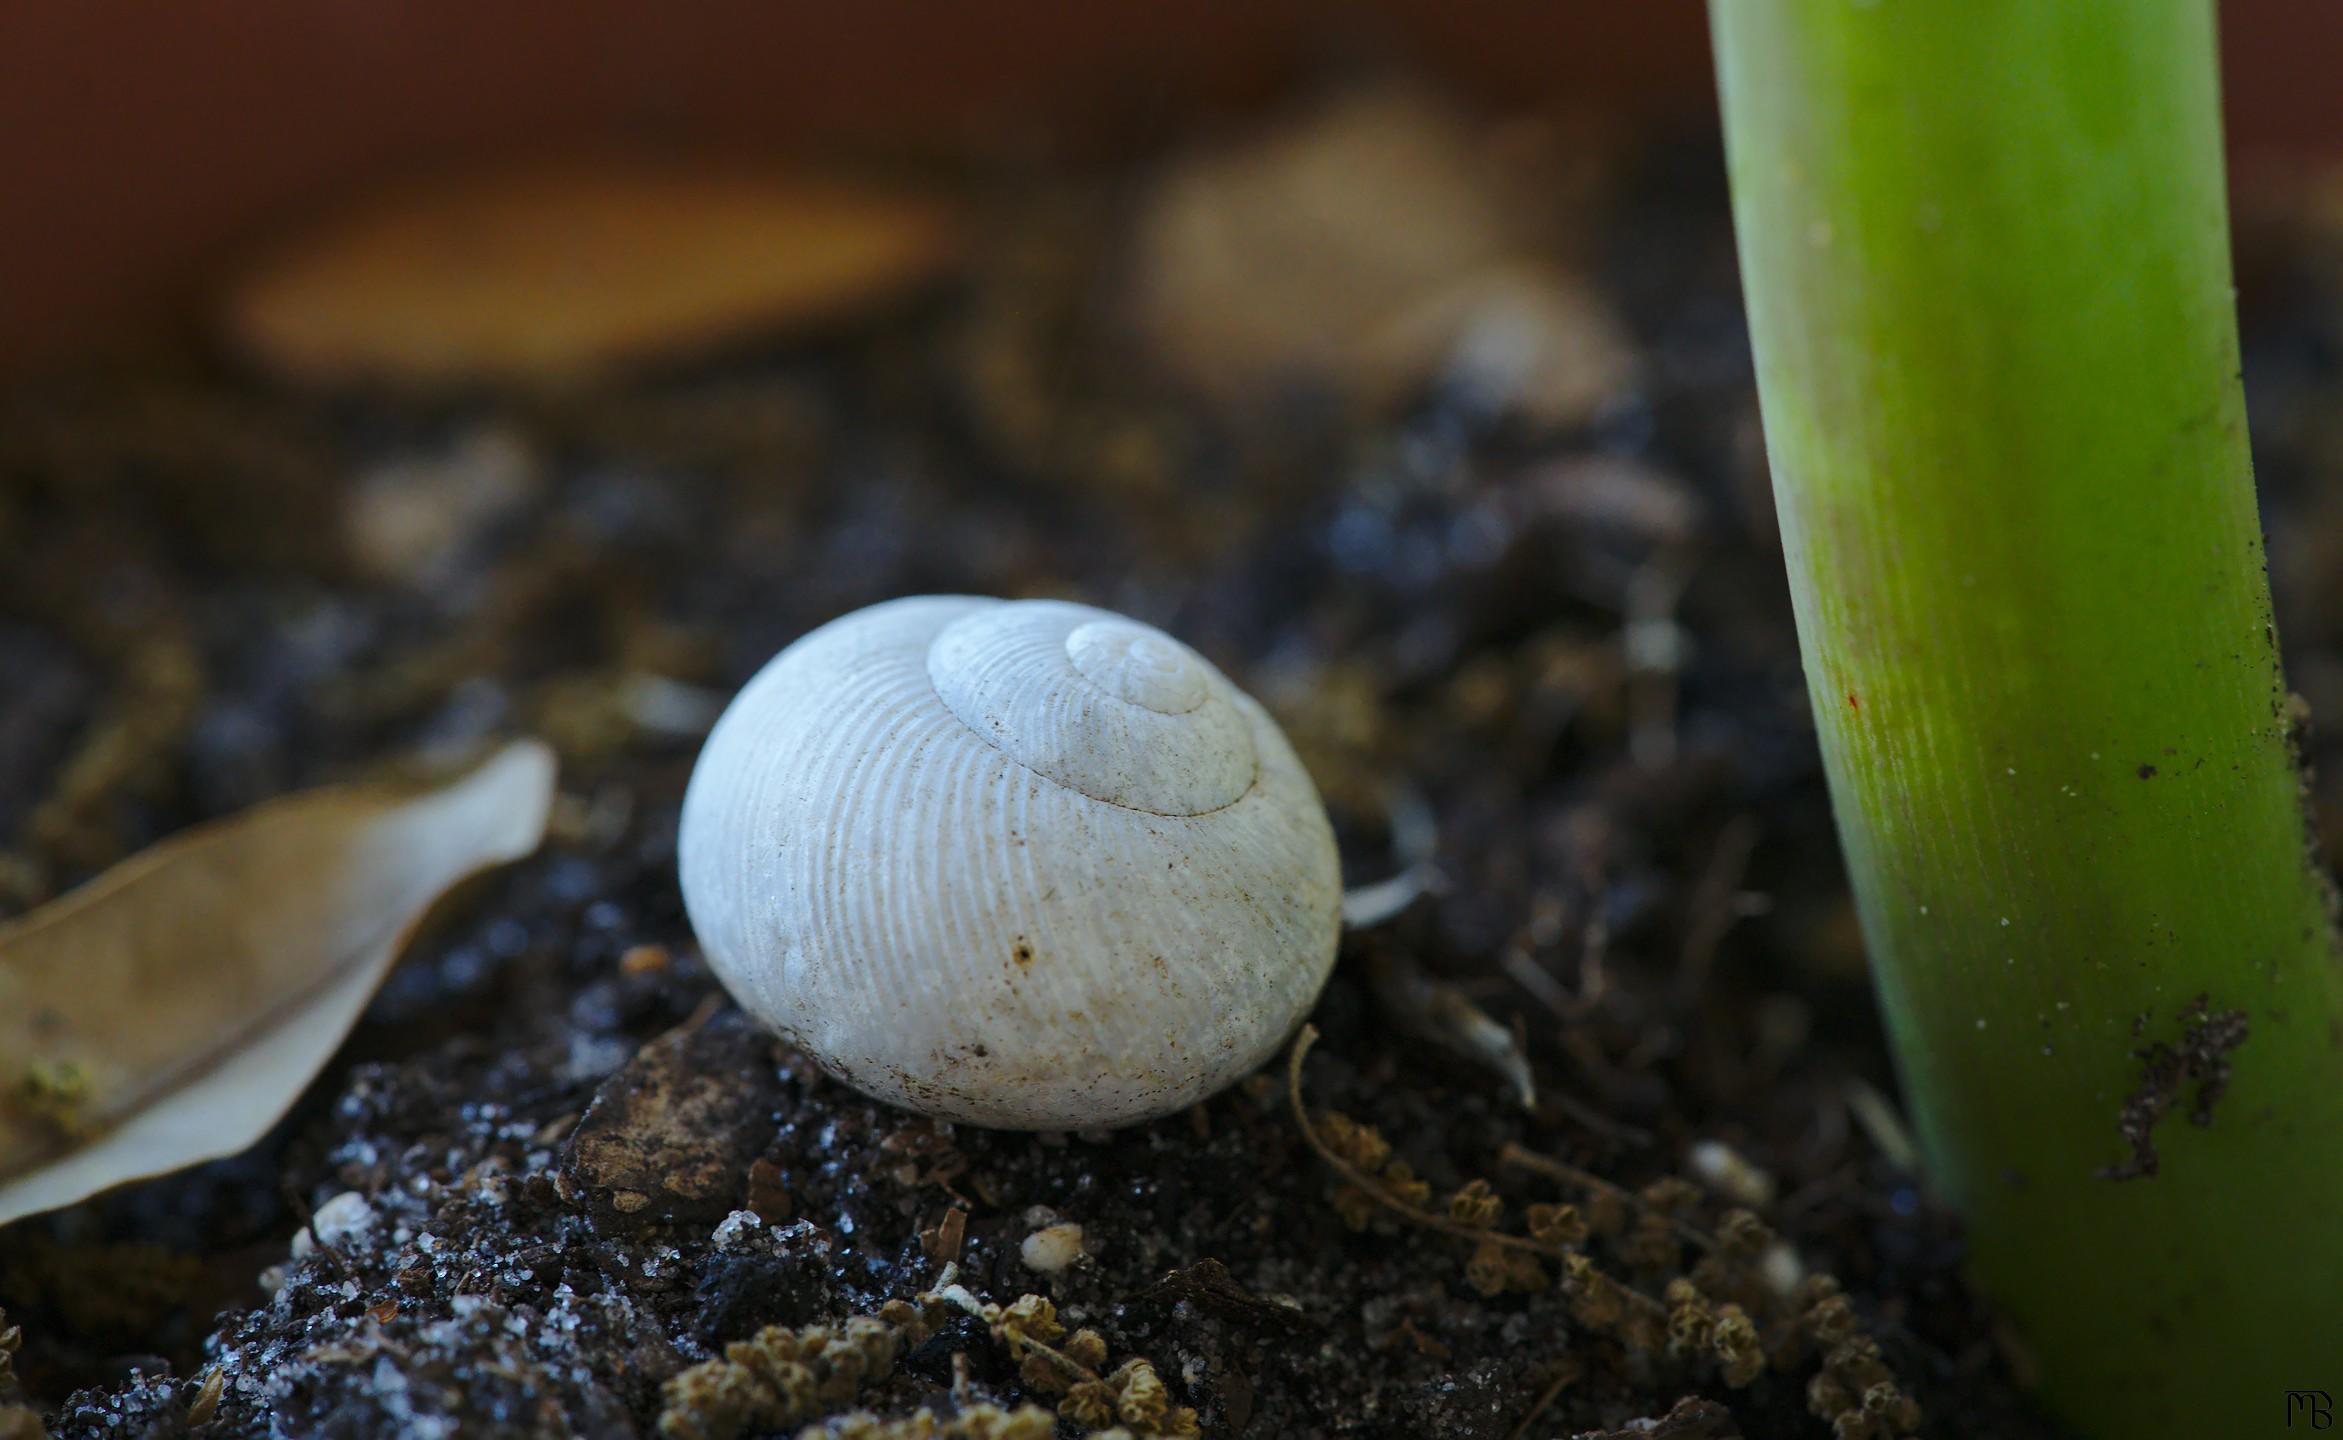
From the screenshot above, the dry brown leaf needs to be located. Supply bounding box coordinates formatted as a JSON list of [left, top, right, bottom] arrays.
[[225, 162, 961, 386], [0, 741, 556, 1225], [1128, 88, 1635, 424]]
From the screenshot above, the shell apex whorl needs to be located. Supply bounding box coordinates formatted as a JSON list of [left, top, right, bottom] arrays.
[[926, 598, 1258, 817]]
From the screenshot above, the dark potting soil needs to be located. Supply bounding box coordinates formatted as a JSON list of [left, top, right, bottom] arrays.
[[27, 123, 2343, 1438]]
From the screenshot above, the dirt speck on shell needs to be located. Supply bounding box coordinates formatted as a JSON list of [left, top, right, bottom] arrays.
[[2098, 995, 2251, 1182]]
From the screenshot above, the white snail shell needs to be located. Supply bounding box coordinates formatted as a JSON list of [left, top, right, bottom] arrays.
[[678, 595, 1342, 1129]]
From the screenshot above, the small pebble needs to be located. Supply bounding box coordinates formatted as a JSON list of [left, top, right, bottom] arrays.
[[311, 1191, 378, 1248], [711, 1209, 764, 1249], [1020, 1222, 1086, 1273], [1686, 1138, 1776, 1208], [1760, 1242, 1807, 1298]]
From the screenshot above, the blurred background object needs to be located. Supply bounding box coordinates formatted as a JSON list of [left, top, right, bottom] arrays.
[[6, 7, 2343, 1437], [4, 0, 2330, 371], [221, 163, 962, 386]]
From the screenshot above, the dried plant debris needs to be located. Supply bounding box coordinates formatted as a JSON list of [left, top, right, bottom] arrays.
[[0, 1309, 39, 1440], [225, 161, 961, 386], [560, 1005, 785, 1225], [0, 741, 555, 1224], [661, 1277, 1198, 1440], [923, 1281, 1200, 1439], [1290, 1027, 1920, 1439], [1129, 86, 1634, 424], [2099, 993, 2251, 1181], [659, 1310, 911, 1440]]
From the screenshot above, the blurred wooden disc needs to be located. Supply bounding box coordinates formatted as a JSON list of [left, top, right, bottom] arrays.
[[223, 161, 960, 386]]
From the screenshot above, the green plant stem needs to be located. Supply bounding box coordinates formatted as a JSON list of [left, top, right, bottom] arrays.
[[1709, 2, 2343, 1431]]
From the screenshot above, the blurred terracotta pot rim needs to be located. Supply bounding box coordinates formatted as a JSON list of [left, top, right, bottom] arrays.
[[0, 0, 2330, 369]]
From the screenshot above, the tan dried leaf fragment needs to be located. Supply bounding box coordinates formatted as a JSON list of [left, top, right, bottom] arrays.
[[225, 162, 961, 387], [0, 741, 556, 1225]]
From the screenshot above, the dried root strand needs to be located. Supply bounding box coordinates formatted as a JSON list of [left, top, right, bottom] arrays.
[[1465, 1238, 1554, 1298], [1289, 1026, 1665, 1314], [1288, 1026, 1927, 1426], [1316, 1110, 1429, 1229], [1286, 1027, 1565, 1266], [1499, 1142, 1713, 1254], [1560, 1252, 1664, 1347], [1526, 1201, 1588, 1247], [1502, 1358, 1584, 1440], [924, 1281, 1198, 1438]]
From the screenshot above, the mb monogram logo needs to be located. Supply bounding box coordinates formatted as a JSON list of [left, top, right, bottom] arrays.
[[2289, 1390, 2335, 1429]]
